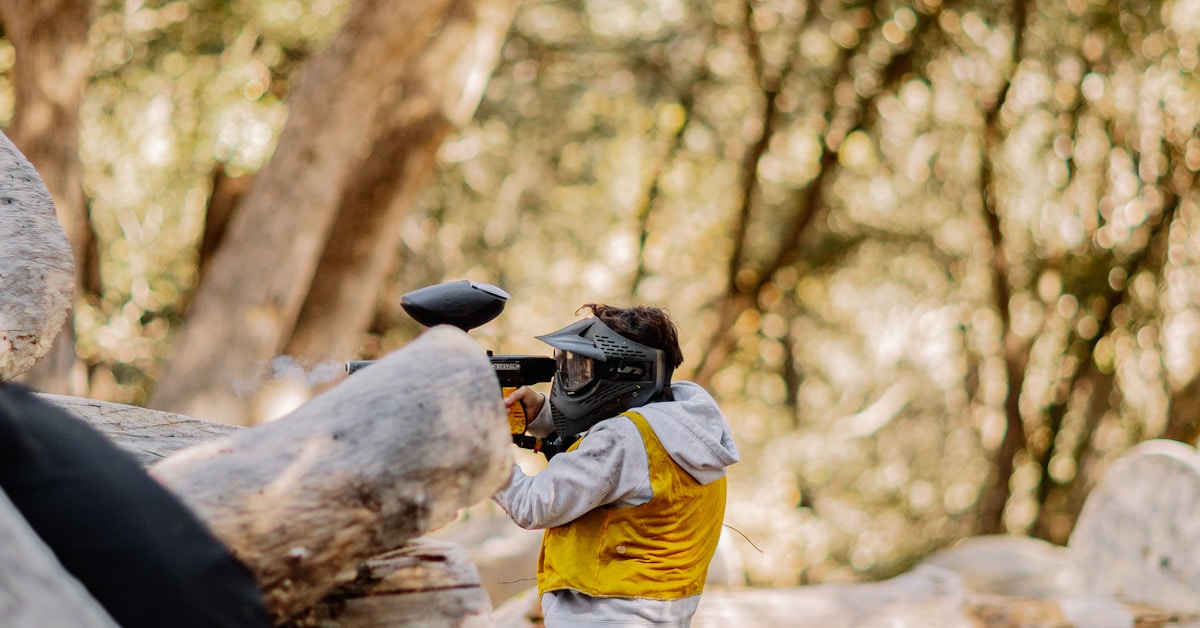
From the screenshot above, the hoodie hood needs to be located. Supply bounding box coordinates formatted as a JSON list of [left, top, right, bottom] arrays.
[[633, 381, 739, 485]]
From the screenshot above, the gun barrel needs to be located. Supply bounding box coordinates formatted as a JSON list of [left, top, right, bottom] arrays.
[[345, 354, 562, 457], [345, 356, 554, 383], [345, 360, 374, 375]]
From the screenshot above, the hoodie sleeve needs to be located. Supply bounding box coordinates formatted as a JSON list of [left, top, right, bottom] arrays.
[[637, 382, 740, 485], [492, 418, 652, 529], [524, 392, 555, 438]]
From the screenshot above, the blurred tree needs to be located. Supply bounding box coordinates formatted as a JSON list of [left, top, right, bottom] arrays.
[[0, 0, 95, 395], [975, 0, 1033, 536], [413, 0, 1200, 582], [284, 0, 520, 362], [148, 0, 520, 423], [969, 0, 1198, 542]]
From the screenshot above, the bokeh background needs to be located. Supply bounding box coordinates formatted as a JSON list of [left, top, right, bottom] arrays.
[[4, 0, 1200, 590]]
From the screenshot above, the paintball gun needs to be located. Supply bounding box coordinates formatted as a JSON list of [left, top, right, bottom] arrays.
[[345, 280, 566, 457]]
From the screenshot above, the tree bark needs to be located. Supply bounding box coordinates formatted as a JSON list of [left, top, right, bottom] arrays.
[[0, 130, 75, 382], [40, 393, 239, 467], [0, 0, 95, 395], [149, 0, 517, 425], [196, 165, 254, 295], [311, 538, 494, 628], [150, 325, 512, 621], [285, 0, 520, 363]]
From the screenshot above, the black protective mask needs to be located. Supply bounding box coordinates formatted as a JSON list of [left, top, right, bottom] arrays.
[[536, 317, 668, 441]]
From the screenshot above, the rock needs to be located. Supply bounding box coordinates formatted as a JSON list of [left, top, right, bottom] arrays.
[[920, 534, 1082, 599], [1068, 439, 1200, 614], [692, 565, 971, 628]]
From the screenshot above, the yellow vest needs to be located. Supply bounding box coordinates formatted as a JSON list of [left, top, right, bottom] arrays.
[[538, 411, 727, 599]]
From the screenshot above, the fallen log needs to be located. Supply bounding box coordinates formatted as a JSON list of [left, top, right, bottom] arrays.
[[0, 129, 75, 381], [313, 538, 494, 628], [149, 325, 513, 621], [37, 401, 499, 628], [41, 393, 238, 466]]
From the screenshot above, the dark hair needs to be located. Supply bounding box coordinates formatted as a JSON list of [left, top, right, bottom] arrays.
[[579, 303, 684, 369]]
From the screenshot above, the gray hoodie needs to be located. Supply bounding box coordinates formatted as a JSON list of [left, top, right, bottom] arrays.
[[492, 381, 739, 627]]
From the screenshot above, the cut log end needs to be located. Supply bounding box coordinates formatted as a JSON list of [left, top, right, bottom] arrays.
[[0, 130, 75, 381], [151, 326, 513, 620]]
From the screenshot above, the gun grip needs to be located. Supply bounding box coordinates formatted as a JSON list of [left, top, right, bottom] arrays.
[[502, 386, 526, 435]]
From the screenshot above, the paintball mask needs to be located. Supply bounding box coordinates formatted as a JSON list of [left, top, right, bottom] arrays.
[[536, 317, 670, 441]]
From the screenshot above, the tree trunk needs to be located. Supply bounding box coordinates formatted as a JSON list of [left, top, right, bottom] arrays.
[[0, 130, 75, 382], [150, 325, 512, 621], [196, 165, 254, 294], [149, 0, 517, 425], [975, 0, 1034, 535], [0, 0, 94, 395], [285, 0, 520, 363]]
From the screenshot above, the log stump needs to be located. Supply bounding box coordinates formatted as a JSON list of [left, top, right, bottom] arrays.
[[150, 326, 513, 621], [322, 538, 494, 628], [0, 129, 74, 381]]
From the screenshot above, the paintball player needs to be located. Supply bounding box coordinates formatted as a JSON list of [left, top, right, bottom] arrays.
[[493, 303, 740, 627]]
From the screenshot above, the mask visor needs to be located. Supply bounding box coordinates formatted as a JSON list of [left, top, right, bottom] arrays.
[[555, 349, 594, 392]]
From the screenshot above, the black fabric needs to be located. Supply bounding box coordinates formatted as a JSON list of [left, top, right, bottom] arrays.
[[0, 383, 271, 627]]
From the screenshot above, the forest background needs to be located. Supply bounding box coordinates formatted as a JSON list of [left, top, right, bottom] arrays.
[[3, 0, 1199, 590]]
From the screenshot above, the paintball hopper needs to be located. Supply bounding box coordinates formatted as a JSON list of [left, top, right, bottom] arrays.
[[345, 280, 565, 458], [400, 280, 511, 331]]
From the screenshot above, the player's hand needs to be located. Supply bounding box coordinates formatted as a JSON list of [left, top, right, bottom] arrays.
[[504, 386, 545, 429]]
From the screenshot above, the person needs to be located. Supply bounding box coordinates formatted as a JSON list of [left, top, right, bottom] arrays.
[[0, 383, 272, 627], [493, 303, 740, 627]]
